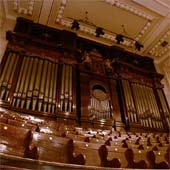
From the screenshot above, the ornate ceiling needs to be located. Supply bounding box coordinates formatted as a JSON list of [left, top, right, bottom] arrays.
[[0, 0, 170, 63]]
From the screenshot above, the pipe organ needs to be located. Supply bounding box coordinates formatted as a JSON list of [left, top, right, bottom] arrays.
[[121, 80, 137, 123], [90, 97, 111, 119], [157, 89, 170, 127], [0, 51, 19, 102], [12, 56, 58, 114], [59, 64, 73, 113], [0, 17, 169, 132], [90, 86, 111, 119], [131, 83, 163, 129]]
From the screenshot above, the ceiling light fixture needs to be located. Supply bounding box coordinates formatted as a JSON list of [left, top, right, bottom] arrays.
[[95, 27, 105, 37], [71, 20, 80, 30], [68, 11, 144, 50], [135, 41, 144, 51], [115, 34, 124, 44]]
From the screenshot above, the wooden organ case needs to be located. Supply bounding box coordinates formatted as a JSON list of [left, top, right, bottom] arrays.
[[78, 50, 121, 129], [0, 17, 169, 132]]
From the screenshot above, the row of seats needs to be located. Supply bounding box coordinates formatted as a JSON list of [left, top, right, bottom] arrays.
[[0, 109, 169, 169]]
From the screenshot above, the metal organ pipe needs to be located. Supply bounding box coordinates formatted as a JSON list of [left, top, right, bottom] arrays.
[[39, 60, 47, 111], [148, 87, 156, 128], [128, 82, 137, 122], [48, 63, 54, 113], [7, 54, 19, 101], [64, 65, 69, 112], [0, 53, 19, 101], [44, 62, 52, 112], [122, 80, 138, 123], [33, 59, 43, 111], [16, 56, 27, 107], [0, 52, 11, 86], [12, 57, 59, 114], [59, 64, 73, 113], [143, 85, 153, 128], [151, 90, 162, 128], [122, 80, 131, 121], [140, 84, 149, 127], [53, 64, 58, 113], [90, 94, 111, 119], [4, 53, 15, 85], [60, 64, 65, 111], [158, 89, 170, 128], [20, 57, 30, 108], [40, 60, 47, 96], [132, 83, 143, 124], [131, 82, 164, 129], [69, 66, 73, 112]]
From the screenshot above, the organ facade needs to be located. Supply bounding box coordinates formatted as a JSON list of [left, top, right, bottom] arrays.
[[0, 17, 169, 132]]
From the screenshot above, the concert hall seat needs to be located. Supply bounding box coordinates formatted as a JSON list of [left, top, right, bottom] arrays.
[[29, 131, 77, 163], [125, 148, 147, 169], [0, 116, 8, 123], [7, 119, 37, 130], [164, 147, 170, 167], [146, 150, 169, 169], [0, 123, 30, 157], [74, 141, 101, 166], [98, 144, 121, 168]]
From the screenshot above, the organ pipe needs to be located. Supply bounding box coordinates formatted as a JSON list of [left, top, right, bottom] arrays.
[[59, 64, 73, 113], [0, 52, 19, 101], [4, 53, 15, 84], [131, 83, 164, 129], [20, 57, 30, 108], [122, 80, 137, 123], [11, 56, 59, 114], [0, 52, 11, 86], [51, 63, 58, 113], [90, 96, 111, 119], [157, 89, 170, 127]]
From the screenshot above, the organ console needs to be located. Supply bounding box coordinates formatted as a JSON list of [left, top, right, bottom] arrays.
[[0, 17, 169, 132]]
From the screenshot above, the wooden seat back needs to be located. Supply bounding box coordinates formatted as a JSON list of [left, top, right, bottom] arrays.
[[146, 150, 169, 169], [0, 116, 8, 123], [107, 145, 127, 168], [0, 122, 29, 157], [66, 133, 90, 142], [125, 148, 147, 169], [98, 144, 121, 168], [30, 131, 85, 165], [7, 119, 37, 130], [74, 141, 101, 166], [164, 147, 170, 167], [30, 131, 70, 163], [24, 130, 39, 160]]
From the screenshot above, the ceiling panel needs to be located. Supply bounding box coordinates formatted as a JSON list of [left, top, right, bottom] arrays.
[[63, 0, 146, 38]]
